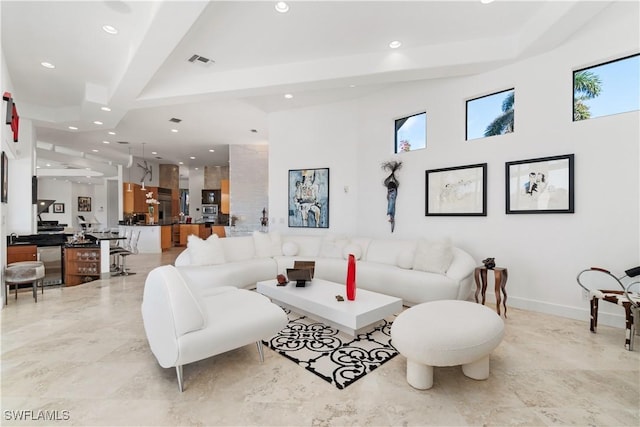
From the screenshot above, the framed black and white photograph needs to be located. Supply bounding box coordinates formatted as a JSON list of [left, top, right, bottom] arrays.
[[53, 202, 65, 213], [425, 163, 487, 216], [78, 196, 91, 212], [1, 151, 7, 203], [288, 168, 329, 228], [506, 154, 574, 214]]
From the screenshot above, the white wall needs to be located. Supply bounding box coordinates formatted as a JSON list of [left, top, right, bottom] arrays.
[[37, 179, 107, 231], [38, 179, 73, 227], [269, 101, 360, 235], [268, 3, 640, 327]]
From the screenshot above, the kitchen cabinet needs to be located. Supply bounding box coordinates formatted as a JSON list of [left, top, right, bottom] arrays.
[[161, 225, 172, 251], [7, 245, 38, 263], [123, 182, 148, 214], [178, 224, 211, 246], [172, 224, 181, 246], [221, 180, 229, 214], [211, 226, 226, 238], [124, 183, 159, 223], [64, 246, 100, 286]]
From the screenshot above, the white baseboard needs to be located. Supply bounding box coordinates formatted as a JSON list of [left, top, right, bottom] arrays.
[[484, 292, 627, 329]]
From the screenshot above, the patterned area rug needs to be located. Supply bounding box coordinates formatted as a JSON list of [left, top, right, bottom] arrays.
[[263, 310, 398, 389]]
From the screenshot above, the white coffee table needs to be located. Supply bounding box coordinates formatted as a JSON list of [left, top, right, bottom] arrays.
[[256, 278, 403, 336]]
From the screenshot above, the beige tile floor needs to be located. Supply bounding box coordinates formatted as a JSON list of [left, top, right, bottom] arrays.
[[1, 247, 639, 426]]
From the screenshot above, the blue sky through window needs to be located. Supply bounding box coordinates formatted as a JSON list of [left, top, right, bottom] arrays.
[[576, 54, 640, 119], [466, 89, 514, 140], [395, 112, 426, 152]]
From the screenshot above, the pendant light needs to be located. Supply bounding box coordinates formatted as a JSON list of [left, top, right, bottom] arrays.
[[140, 142, 146, 191], [126, 147, 132, 192]]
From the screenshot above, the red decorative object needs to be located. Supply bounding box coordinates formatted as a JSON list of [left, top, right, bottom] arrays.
[[3, 92, 19, 142], [346, 254, 356, 301]]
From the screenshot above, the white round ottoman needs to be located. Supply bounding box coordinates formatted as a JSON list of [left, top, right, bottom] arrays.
[[391, 300, 504, 390]]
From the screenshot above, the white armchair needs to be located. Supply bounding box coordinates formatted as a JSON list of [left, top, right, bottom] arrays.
[[141, 265, 287, 391]]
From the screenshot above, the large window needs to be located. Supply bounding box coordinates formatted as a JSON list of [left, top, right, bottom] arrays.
[[573, 53, 639, 121], [466, 89, 515, 141], [394, 112, 426, 153]]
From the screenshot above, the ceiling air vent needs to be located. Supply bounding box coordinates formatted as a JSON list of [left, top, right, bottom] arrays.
[[116, 141, 129, 145], [169, 118, 182, 123], [187, 54, 214, 65]]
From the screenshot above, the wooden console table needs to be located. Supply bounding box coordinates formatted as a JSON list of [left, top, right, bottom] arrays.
[[474, 266, 508, 317]]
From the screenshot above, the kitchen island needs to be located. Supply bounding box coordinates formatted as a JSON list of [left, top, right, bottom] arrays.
[[118, 224, 175, 254]]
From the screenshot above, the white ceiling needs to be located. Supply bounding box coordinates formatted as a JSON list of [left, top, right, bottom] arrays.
[[1, 0, 613, 183]]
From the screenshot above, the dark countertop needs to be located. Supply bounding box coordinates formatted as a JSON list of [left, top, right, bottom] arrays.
[[87, 233, 125, 241], [8, 233, 70, 247]]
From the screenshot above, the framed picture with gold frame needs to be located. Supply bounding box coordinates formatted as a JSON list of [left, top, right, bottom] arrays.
[[78, 196, 91, 212]]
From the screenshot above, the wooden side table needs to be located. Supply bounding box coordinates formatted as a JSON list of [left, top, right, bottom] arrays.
[[474, 266, 508, 317]]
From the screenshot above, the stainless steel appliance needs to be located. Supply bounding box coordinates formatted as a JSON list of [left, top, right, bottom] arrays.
[[202, 205, 218, 215], [202, 204, 218, 223], [157, 187, 173, 225], [38, 246, 63, 285]]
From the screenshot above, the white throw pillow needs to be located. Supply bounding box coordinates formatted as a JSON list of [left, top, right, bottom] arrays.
[[396, 249, 414, 270], [282, 241, 299, 256], [187, 234, 226, 266], [342, 243, 362, 260], [253, 231, 283, 258], [412, 238, 453, 274], [320, 234, 349, 259]]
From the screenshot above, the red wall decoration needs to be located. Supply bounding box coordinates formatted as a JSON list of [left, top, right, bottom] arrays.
[[3, 92, 19, 142]]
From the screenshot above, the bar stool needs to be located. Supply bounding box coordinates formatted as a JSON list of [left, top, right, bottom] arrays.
[[4, 261, 45, 304], [119, 230, 140, 276]]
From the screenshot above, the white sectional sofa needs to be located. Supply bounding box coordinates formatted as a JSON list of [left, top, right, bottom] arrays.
[[174, 232, 477, 306]]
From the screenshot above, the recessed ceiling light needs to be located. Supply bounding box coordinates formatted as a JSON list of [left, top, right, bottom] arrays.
[[349, 84, 356, 88], [389, 40, 402, 49], [93, 121, 103, 125], [86, 168, 91, 171], [102, 25, 118, 35], [68, 126, 78, 130], [151, 151, 157, 155], [101, 106, 111, 112], [209, 149, 215, 152], [190, 156, 196, 160], [46, 163, 51, 167], [92, 149, 99, 152], [108, 131, 116, 135], [284, 93, 293, 99], [41, 62, 55, 69], [194, 167, 199, 171], [275, 1, 289, 13], [480, 0, 495, 4], [36, 165, 40, 169], [179, 161, 184, 165], [171, 129, 179, 133]]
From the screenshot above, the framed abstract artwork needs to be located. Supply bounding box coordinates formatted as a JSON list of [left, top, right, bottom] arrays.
[[425, 163, 487, 216], [505, 154, 574, 214], [288, 168, 329, 228], [78, 196, 92, 212]]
